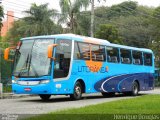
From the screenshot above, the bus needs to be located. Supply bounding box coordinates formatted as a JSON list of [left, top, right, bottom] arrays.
[[4, 34, 154, 100]]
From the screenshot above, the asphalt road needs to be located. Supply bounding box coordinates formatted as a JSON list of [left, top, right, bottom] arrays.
[[0, 89, 159, 115]]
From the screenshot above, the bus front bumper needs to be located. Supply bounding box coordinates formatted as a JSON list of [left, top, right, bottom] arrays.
[[12, 83, 53, 94]]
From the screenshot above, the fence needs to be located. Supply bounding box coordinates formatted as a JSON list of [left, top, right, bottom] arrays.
[[0, 51, 12, 93], [154, 69, 160, 87]]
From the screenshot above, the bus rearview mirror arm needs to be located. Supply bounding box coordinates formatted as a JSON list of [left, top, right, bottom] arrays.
[[47, 44, 58, 60], [4, 46, 16, 62]]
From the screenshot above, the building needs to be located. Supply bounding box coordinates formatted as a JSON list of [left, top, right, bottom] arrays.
[[1, 11, 14, 37]]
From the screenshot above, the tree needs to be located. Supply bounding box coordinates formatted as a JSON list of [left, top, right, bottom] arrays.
[[95, 24, 123, 44], [150, 6, 160, 67], [5, 3, 62, 46], [59, 0, 90, 33], [0, 5, 4, 30], [90, 0, 106, 37], [23, 3, 60, 36], [113, 15, 154, 48], [107, 1, 137, 20], [76, 1, 138, 37]]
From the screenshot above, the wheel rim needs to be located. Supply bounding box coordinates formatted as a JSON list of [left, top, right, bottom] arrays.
[[75, 86, 81, 97], [133, 84, 138, 94]]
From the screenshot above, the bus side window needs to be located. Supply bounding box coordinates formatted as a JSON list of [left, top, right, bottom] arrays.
[[144, 53, 152, 66], [74, 42, 81, 59], [91, 44, 106, 61], [120, 49, 132, 64], [54, 39, 72, 78], [74, 42, 90, 60], [106, 47, 119, 63], [132, 51, 143, 65]]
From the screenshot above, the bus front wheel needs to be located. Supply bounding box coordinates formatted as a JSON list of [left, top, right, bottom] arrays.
[[39, 94, 51, 101], [70, 81, 82, 100]]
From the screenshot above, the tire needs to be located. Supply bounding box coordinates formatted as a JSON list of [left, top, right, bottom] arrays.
[[131, 81, 139, 96], [101, 92, 115, 97], [39, 94, 51, 101], [70, 81, 82, 100]]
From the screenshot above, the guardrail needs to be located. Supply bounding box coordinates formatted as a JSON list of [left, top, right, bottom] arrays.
[[0, 82, 13, 99], [0, 83, 2, 98]]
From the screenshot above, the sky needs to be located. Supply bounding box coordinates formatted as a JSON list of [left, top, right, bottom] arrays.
[[2, 0, 160, 19]]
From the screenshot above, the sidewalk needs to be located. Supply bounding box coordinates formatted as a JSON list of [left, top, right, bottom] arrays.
[[0, 93, 34, 99]]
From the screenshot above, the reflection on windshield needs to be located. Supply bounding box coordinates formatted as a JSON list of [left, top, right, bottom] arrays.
[[13, 39, 54, 77]]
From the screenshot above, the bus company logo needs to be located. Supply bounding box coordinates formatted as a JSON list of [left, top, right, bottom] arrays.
[[78, 65, 108, 73], [27, 81, 29, 85]]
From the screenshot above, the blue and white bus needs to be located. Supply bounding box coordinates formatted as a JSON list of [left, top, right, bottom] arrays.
[[4, 34, 154, 100]]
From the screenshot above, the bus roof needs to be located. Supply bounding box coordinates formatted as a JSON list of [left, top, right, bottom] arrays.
[[21, 33, 110, 44], [109, 43, 153, 53], [21, 34, 153, 53]]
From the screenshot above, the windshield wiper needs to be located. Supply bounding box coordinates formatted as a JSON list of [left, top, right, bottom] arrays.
[[28, 54, 39, 77], [17, 54, 30, 77]]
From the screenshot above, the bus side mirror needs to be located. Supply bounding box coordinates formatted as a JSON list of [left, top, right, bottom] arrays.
[[4, 47, 16, 62], [47, 44, 58, 59]]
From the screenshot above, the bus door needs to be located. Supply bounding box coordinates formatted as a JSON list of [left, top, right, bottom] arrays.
[[53, 39, 72, 79]]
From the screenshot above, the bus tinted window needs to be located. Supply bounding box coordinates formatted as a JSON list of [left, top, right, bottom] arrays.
[[74, 42, 80, 59], [144, 53, 152, 66], [54, 39, 72, 78], [120, 49, 132, 64], [106, 47, 119, 63], [132, 51, 143, 65], [91, 44, 106, 61], [74, 42, 90, 60]]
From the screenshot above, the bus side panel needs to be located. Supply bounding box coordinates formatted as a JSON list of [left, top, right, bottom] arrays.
[[94, 63, 154, 93], [53, 61, 154, 95]]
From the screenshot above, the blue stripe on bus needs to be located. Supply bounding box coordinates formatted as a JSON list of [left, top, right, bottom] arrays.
[[94, 73, 154, 92]]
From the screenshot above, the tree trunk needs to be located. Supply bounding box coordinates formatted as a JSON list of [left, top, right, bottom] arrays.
[[90, 0, 94, 37]]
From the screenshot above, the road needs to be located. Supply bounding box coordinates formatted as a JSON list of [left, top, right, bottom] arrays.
[[0, 89, 159, 115]]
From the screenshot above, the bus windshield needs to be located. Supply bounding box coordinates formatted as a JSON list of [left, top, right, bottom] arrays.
[[13, 39, 54, 78]]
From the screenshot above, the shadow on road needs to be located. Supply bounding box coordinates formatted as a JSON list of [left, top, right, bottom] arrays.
[[18, 93, 146, 103]]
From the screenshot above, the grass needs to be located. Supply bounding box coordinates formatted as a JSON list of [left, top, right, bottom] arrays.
[[26, 95, 160, 120], [3, 85, 12, 93]]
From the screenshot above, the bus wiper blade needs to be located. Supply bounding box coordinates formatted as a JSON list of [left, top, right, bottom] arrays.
[[28, 54, 39, 77], [17, 54, 30, 77]]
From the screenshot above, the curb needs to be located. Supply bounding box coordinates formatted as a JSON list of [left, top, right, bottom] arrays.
[[0, 93, 35, 99]]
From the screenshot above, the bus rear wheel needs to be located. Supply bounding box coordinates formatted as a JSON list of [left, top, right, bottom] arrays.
[[70, 81, 82, 100], [131, 81, 139, 96], [39, 94, 51, 101]]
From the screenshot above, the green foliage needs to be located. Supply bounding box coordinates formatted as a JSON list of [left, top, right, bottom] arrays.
[[153, 6, 160, 25], [95, 24, 123, 44], [59, 0, 90, 33], [148, 6, 160, 67], [0, 53, 12, 84], [0, 5, 4, 30], [113, 15, 153, 47], [23, 3, 61, 36], [5, 20, 26, 45], [76, 11, 91, 36], [107, 1, 138, 19], [5, 3, 62, 46], [3, 84, 12, 92]]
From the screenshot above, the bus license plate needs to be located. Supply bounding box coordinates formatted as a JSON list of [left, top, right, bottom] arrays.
[[24, 88, 31, 91]]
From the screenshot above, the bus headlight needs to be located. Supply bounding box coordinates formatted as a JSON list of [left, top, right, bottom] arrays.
[[39, 80, 50, 84], [12, 80, 17, 84]]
